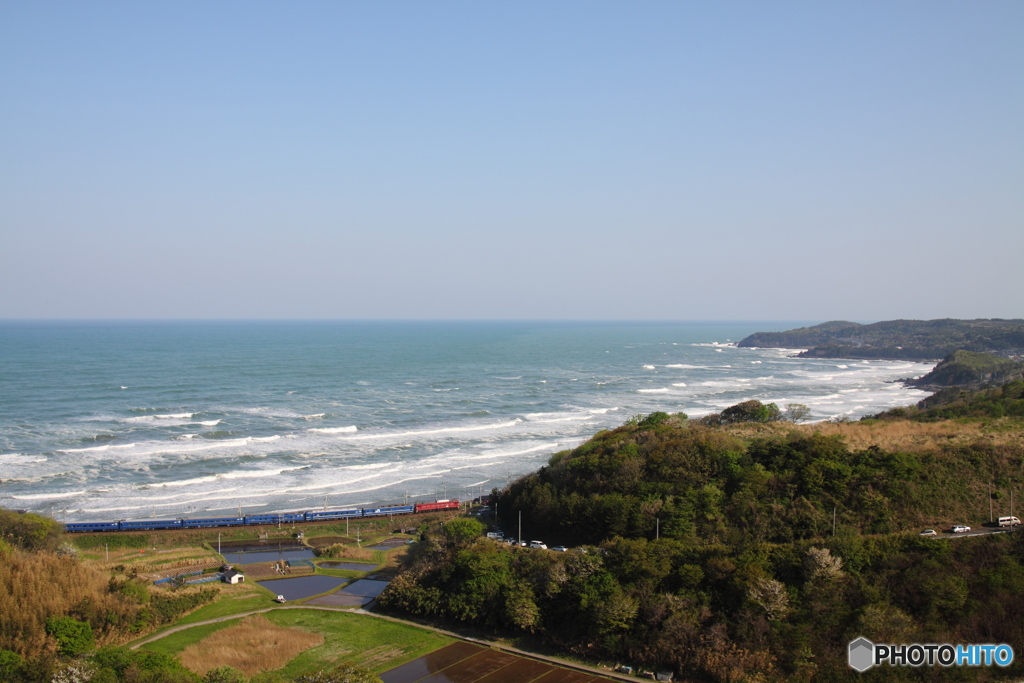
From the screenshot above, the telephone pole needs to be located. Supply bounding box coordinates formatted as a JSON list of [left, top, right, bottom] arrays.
[[518, 511, 522, 547]]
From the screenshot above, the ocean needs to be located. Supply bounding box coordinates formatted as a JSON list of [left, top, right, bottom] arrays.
[[0, 321, 934, 522]]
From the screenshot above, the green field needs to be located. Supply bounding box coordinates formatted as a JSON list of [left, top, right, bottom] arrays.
[[140, 608, 451, 676]]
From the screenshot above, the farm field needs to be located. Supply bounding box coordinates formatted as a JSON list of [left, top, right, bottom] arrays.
[[139, 608, 452, 677]]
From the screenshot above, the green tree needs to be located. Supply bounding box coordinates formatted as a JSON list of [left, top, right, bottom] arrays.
[[440, 518, 484, 547], [45, 616, 94, 656], [0, 650, 25, 682], [0, 509, 63, 551]]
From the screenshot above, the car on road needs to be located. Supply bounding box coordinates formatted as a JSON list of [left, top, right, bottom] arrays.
[[529, 540, 547, 549], [550, 546, 568, 552], [919, 529, 937, 536], [998, 516, 1021, 527], [952, 524, 971, 533]]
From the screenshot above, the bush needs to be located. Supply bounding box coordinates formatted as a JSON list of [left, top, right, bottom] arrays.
[[0, 509, 63, 551], [45, 616, 94, 656]]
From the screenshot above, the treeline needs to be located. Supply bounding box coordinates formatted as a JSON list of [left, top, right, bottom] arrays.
[[737, 318, 1024, 360], [496, 415, 1018, 546], [377, 402, 1024, 681]]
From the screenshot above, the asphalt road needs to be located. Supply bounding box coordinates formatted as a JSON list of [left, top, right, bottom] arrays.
[[923, 525, 1020, 539]]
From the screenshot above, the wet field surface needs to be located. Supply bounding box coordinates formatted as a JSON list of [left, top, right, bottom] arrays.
[[305, 578, 390, 607], [366, 538, 410, 551], [222, 548, 316, 565], [318, 561, 378, 571], [256, 575, 348, 600], [379, 642, 619, 683]]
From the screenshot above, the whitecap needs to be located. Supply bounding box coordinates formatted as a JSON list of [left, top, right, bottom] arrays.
[[665, 364, 701, 369], [303, 413, 325, 420], [672, 383, 687, 387], [638, 388, 669, 393], [643, 365, 656, 370], [252, 435, 282, 442], [308, 426, 358, 434]]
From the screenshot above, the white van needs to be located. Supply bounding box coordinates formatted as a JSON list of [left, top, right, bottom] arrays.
[[998, 516, 1021, 527], [528, 540, 547, 550]]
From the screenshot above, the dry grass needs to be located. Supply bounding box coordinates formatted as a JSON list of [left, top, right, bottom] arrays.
[[317, 544, 375, 561], [722, 418, 1024, 453], [178, 614, 324, 676]]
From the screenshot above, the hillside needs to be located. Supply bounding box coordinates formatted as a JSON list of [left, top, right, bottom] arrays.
[[737, 318, 1024, 361], [908, 350, 1022, 391], [379, 399, 1024, 682]]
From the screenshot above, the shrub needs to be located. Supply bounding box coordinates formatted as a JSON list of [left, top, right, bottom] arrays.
[[45, 616, 94, 656]]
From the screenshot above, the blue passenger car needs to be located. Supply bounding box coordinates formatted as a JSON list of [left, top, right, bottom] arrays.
[[361, 504, 415, 517], [119, 519, 183, 531], [65, 521, 120, 533], [305, 509, 362, 520], [182, 516, 245, 528], [244, 513, 282, 525]]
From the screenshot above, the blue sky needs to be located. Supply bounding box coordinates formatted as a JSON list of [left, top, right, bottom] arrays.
[[2, 2, 1021, 320]]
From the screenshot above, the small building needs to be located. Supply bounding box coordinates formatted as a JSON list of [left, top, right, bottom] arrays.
[[222, 569, 245, 584]]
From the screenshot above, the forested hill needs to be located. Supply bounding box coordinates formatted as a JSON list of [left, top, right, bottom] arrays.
[[379, 401, 1024, 682], [737, 318, 1024, 360]]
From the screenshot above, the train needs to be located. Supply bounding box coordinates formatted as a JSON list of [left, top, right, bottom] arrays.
[[63, 500, 461, 533]]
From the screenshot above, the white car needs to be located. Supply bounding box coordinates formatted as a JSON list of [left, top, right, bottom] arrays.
[[952, 525, 971, 533], [550, 546, 568, 552], [275, 595, 286, 603], [919, 529, 937, 536], [528, 540, 547, 549]]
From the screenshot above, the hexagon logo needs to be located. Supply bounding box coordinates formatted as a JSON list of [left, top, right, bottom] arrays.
[[848, 637, 875, 672]]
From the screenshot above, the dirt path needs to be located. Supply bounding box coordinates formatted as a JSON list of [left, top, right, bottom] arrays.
[[129, 605, 638, 682]]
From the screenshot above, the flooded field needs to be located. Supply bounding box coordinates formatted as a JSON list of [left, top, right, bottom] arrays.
[[221, 548, 316, 564], [305, 578, 390, 607], [256, 575, 348, 600], [379, 642, 618, 683]]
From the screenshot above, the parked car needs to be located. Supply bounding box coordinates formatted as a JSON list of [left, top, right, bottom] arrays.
[[952, 524, 971, 533], [550, 546, 568, 552], [919, 529, 937, 536], [529, 540, 547, 549], [275, 595, 286, 603]]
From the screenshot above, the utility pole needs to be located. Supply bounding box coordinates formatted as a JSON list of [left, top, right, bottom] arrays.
[[833, 507, 837, 537], [105, 543, 108, 563], [990, 482, 994, 523], [656, 517, 660, 540], [218, 533, 221, 556], [346, 518, 349, 537], [518, 511, 522, 547]]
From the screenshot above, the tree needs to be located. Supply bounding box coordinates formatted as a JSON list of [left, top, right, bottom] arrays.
[[785, 404, 812, 423], [721, 400, 783, 424], [440, 518, 484, 547], [747, 578, 789, 621], [45, 617, 94, 656], [0, 650, 24, 682]]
